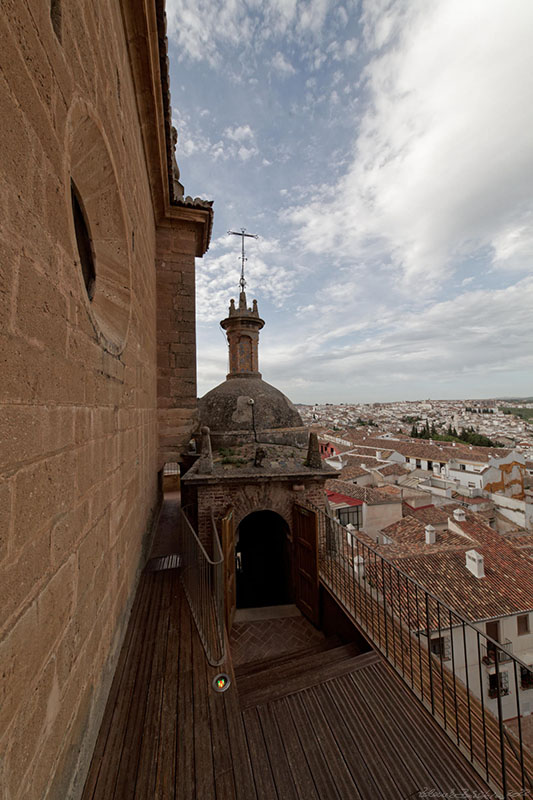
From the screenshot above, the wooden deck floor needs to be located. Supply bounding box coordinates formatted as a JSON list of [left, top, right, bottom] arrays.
[[81, 567, 256, 800], [243, 659, 493, 799], [81, 498, 494, 799], [82, 575, 493, 798]]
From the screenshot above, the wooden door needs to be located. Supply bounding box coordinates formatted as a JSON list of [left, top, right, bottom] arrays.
[[292, 504, 319, 625], [221, 508, 236, 631]]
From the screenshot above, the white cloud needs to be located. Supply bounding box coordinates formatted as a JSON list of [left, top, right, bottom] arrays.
[[272, 51, 297, 76], [343, 38, 357, 56], [166, 0, 339, 68], [491, 215, 533, 271], [238, 145, 258, 161], [251, 277, 533, 402], [225, 124, 255, 142], [196, 236, 302, 323], [287, 0, 533, 291]]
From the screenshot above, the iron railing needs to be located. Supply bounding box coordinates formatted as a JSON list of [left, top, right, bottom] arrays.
[[312, 502, 533, 799], [179, 507, 225, 666]]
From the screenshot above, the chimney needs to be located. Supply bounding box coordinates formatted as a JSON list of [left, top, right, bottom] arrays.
[[453, 508, 466, 522], [425, 524, 436, 544], [465, 549, 485, 578], [346, 523, 355, 545], [353, 555, 365, 581]]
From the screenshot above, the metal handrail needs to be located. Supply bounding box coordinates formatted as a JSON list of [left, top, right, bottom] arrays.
[[310, 501, 533, 799], [179, 507, 225, 667]]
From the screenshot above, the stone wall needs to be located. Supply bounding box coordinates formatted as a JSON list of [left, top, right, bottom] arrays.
[[0, 3, 195, 798], [156, 223, 198, 467]]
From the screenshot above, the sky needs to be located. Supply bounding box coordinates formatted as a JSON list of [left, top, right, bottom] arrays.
[[166, 0, 533, 404]]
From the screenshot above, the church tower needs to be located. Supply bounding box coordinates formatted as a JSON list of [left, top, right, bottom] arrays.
[[221, 291, 264, 377]]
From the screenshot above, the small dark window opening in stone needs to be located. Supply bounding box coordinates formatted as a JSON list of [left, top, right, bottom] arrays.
[[71, 182, 96, 301], [50, 0, 62, 42]]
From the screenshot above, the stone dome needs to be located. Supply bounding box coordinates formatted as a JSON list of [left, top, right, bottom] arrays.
[[198, 375, 307, 449]]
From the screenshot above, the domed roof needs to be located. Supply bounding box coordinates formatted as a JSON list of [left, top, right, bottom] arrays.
[[197, 289, 307, 448], [198, 376, 306, 448]]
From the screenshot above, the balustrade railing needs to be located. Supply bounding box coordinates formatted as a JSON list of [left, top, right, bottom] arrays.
[[179, 507, 225, 666], [312, 502, 533, 799]]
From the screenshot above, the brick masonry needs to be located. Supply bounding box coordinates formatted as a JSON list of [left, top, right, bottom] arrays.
[[196, 478, 327, 545], [0, 3, 206, 799]]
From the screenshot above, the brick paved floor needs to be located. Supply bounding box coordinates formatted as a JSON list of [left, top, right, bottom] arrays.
[[230, 609, 325, 668]]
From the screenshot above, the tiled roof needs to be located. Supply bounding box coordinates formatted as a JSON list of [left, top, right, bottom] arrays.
[[377, 463, 410, 476], [326, 480, 402, 506], [451, 492, 490, 506], [377, 485, 402, 497], [402, 504, 452, 526], [383, 514, 533, 622], [339, 465, 371, 480], [502, 531, 533, 552], [380, 516, 468, 553], [326, 489, 363, 507], [386, 439, 511, 464], [343, 454, 381, 467]]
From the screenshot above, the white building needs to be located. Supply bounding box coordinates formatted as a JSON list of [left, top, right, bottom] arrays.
[[375, 508, 533, 720]]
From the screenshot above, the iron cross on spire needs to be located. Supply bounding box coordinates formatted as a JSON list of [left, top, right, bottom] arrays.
[[227, 228, 259, 292]]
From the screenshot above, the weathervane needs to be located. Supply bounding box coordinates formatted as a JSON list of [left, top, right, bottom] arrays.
[[227, 227, 259, 292]]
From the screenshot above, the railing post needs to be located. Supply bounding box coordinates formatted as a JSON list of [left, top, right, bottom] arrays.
[[436, 601, 447, 730], [415, 584, 424, 702], [462, 622, 474, 762], [476, 631, 490, 784], [494, 645, 507, 799], [406, 575, 414, 690], [381, 559, 389, 658], [425, 593, 435, 716], [448, 609, 460, 746]]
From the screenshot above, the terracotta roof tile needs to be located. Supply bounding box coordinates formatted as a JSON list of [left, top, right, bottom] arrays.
[[402, 504, 451, 526], [326, 480, 402, 506]]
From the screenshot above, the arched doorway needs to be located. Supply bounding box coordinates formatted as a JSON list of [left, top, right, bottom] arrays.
[[236, 511, 292, 609]]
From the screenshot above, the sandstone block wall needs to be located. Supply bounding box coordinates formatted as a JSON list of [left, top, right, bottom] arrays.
[[0, 3, 193, 798], [156, 223, 199, 467]]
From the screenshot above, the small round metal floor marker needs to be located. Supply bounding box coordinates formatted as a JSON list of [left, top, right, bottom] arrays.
[[212, 673, 231, 693]]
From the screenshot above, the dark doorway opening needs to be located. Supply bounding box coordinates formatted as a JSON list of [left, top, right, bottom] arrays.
[[236, 511, 291, 609]]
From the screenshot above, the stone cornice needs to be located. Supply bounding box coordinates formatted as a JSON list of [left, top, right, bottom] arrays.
[[119, 0, 212, 255]]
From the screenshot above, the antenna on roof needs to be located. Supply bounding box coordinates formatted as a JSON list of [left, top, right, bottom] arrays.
[[227, 227, 259, 291]]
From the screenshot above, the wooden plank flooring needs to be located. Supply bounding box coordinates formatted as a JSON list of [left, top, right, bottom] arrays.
[[242, 659, 494, 799], [82, 567, 254, 800], [82, 495, 494, 799]]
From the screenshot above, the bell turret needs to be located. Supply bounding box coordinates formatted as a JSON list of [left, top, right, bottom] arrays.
[[220, 291, 265, 378]]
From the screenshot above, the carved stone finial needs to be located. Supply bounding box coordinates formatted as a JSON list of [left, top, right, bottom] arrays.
[[305, 432, 322, 469], [254, 446, 267, 467], [197, 426, 213, 473], [252, 299, 258, 316], [171, 126, 184, 199], [229, 298, 236, 315]]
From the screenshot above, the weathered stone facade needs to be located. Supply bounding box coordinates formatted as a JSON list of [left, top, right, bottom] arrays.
[[0, 3, 210, 798]]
